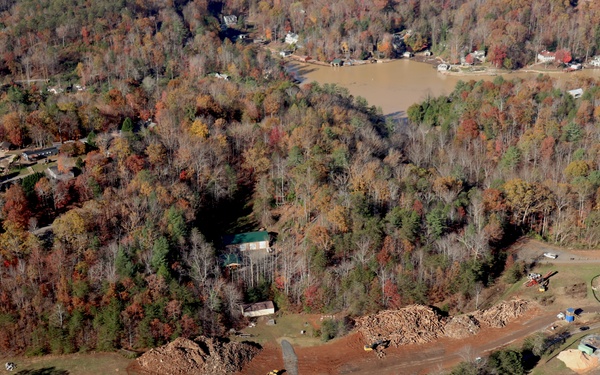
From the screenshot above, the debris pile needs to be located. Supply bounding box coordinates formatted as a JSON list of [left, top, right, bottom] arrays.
[[137, 336, 260, 375], [473, 299, 530, 328], [444, 315, 480, 339], [557, 349, 599, 374], [355, 305, 446, 346]]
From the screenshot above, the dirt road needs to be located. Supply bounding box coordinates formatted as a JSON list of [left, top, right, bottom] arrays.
[[514, 238, 600, 265], [239, 306, 600, 375]]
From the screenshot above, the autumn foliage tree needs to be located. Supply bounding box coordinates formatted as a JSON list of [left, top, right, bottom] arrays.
[[3, 184, 32, 229]]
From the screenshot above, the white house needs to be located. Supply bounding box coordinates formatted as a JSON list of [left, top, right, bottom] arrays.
[[538, 50, 556, 63], [473, 50, 486, 62], [223, 15, 237, 27], [241, 301, 275, 317], [285, 32, 299, 45]]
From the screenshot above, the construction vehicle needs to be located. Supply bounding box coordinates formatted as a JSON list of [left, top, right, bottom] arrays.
[[524, 271, 556, 290], [363, 339, 390, 351]]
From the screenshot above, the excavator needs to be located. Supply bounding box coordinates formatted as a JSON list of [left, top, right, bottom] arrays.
[[363, 339, 390, 351]]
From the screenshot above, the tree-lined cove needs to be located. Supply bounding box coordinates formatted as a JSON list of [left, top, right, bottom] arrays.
[[289, 59, 600, 115]]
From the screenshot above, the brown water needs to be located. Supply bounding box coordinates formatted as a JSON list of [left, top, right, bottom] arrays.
[[288, 59, 600, 116]]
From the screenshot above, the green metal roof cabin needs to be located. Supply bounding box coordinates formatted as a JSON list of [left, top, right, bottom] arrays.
[[222, 231, 271, 252]]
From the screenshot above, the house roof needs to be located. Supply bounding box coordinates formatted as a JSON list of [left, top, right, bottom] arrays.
[[0, 141, 11, 149], [23, 146, 58, 156], [223, 15, 237, 25], [223, 231, 269, 246], [539, 50, 555, 57], [331, 58, 342, 64], [241, 301, 274, 313]]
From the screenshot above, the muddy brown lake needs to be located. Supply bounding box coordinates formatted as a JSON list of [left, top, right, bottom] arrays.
[[288, 59, 600, 116]]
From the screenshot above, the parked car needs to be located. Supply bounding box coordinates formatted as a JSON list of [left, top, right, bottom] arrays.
[[544, 252, 558, 259]]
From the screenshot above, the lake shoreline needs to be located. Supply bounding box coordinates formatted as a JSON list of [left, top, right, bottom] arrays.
[[286, 55, 600, 116]]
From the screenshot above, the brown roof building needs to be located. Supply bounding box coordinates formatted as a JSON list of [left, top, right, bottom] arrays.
[[241, 301, 275, 317]]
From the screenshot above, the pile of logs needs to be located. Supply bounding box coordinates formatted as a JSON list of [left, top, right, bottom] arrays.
[[355, 305, 446, 346], [444, 315, 480, 339], [356, 300, 532, 348], [473, 299, 530, 328]]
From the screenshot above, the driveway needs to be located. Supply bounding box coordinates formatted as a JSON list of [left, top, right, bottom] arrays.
[[513, 239, 600, 265]]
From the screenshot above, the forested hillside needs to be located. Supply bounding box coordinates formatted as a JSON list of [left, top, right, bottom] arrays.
[[0, 0, 599, 80], [0, 0, 598, 356]]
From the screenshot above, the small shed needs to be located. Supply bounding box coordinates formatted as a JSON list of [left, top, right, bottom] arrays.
[[241, 301, 275, 317], [566, 307, 576, 322], [331, 58, 343, 67], [568, 89, 583, 99], [579, 343, 595, 355], [222, 253, 242, 269]]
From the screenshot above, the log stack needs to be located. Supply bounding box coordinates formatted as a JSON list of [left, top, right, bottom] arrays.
[[473, 299, 530, 328], [355, 305, 446, 346]]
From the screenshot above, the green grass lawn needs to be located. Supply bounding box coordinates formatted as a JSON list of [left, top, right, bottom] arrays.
[[503, 262, 600, 308], [231, 314, 325, 347], [31, 161, 57, 173], [2, 352, 136, 375]]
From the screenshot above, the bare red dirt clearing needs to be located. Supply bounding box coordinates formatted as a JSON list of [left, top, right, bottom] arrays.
[[237, 306, 574, 375]]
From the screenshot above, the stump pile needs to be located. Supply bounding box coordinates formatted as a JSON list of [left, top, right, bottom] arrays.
[[473, 299, 530, 328], [137, 336, 260, 375], [355, 305, 446, 346]]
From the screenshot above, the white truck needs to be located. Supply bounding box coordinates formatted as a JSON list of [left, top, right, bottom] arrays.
[[544, 252, 558, 259]]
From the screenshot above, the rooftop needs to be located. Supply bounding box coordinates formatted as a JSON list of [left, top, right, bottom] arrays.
[[223, 231, 269, 246], [241, 301, 274, 313]]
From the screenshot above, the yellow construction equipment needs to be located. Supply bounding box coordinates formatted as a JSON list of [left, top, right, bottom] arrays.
[[363, 339, 389, 351]]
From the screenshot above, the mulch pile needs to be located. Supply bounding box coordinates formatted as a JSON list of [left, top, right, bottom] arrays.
[[136, 336, 260, 375], [444, 314, 480, 339], [558, 349, 600, 374]]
